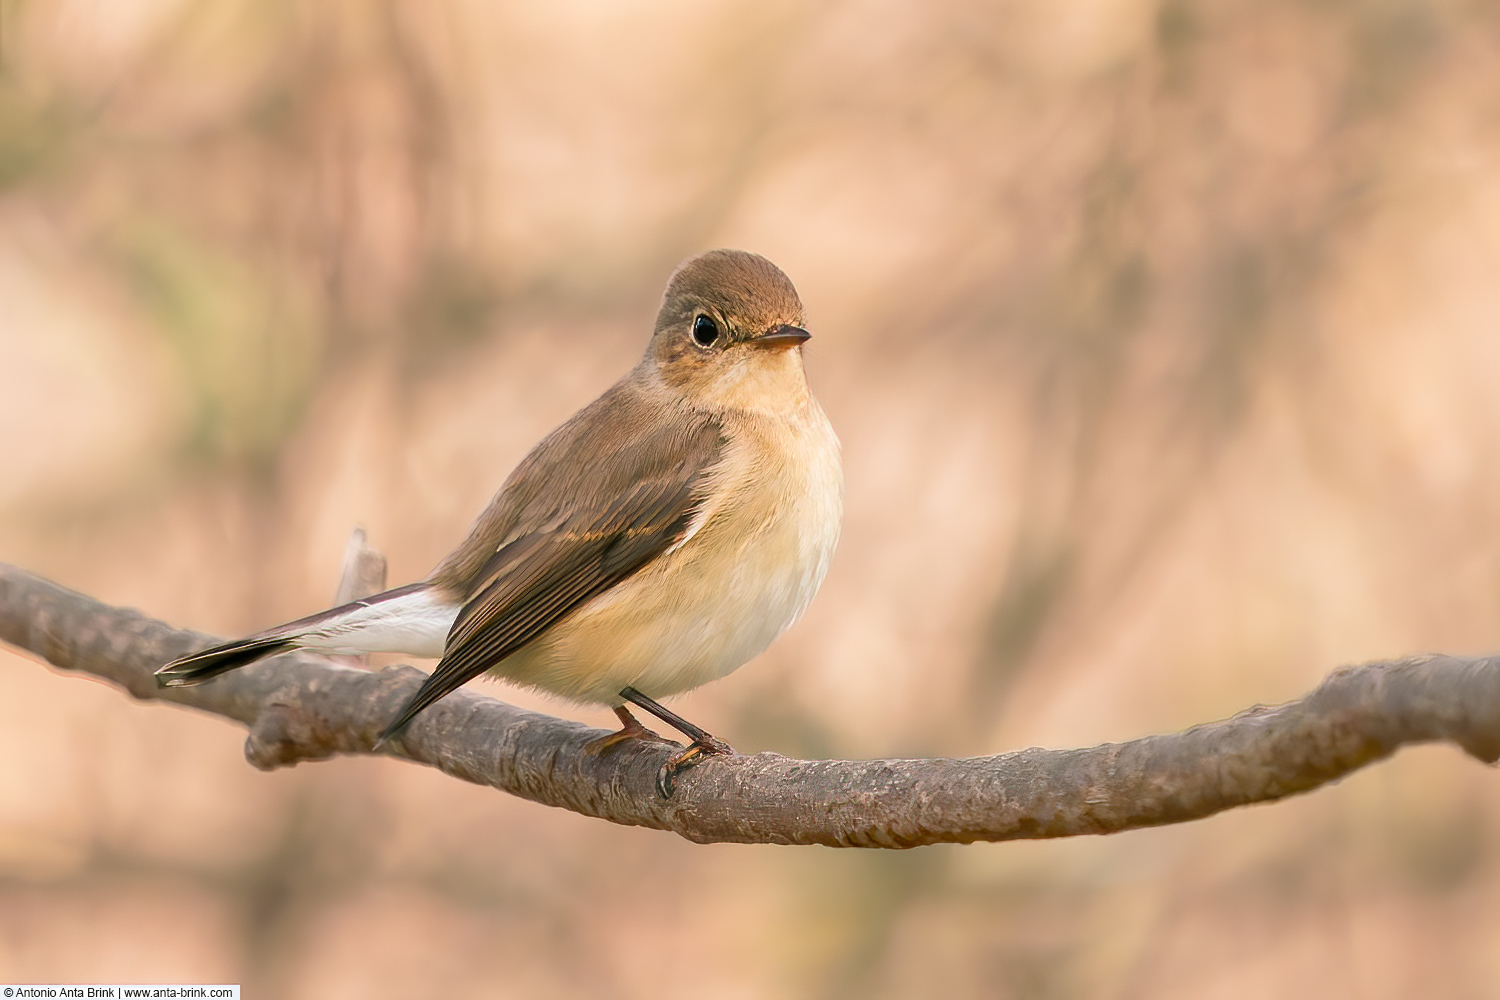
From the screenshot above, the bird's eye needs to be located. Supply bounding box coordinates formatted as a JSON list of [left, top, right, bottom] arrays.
[[692, 315, 720, 348]]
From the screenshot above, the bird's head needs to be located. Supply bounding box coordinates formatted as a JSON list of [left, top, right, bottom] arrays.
[[645, 249, 812, 412]]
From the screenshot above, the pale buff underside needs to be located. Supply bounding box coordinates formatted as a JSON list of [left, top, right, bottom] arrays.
[[496, 428, 838, 701], [489, 351, 842, 705]]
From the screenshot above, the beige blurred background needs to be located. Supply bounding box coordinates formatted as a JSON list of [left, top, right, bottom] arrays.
[[2, 0, 1500, 996]]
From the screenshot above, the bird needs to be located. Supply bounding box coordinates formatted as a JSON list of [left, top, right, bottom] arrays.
[[155, 249, 843, 795]]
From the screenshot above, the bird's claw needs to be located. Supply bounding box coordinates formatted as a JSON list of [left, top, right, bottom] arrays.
[[583, 722, 675, 757], [655, 735, 734, 798]]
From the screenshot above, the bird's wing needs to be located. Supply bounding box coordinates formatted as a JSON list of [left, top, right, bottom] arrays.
[[379, 394, 724, 741]]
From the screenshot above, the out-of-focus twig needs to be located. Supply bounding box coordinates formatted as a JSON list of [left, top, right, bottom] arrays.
[[326, 527, 388, 667], [0, 560, 1496, 847], [331, 526, 389, 606]]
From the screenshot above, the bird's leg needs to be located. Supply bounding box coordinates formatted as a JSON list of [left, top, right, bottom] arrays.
[[618, 686, 735, 797], [582, 705, 675, 756]]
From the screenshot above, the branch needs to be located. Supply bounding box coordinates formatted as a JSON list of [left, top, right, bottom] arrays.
[[1, 560, 1497, 847]]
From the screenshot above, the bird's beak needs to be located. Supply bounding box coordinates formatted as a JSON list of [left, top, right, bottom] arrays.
[[748, 324, 811, 350]]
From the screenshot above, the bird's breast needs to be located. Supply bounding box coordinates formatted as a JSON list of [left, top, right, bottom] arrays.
[[493, 400, 843, 704]]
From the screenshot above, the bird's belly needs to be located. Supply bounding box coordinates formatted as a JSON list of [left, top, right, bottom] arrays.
[[489, 425, 841, 705]]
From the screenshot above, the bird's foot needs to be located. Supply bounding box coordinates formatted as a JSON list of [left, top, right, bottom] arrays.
[[583, 706, 676, 757], [617, 686, 736, 798], [657, 733, 735, 798]]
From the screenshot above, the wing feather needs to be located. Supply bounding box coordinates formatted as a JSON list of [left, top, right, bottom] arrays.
[[379, 389, 724, 742]]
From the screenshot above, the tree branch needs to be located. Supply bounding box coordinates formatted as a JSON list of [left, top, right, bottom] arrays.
[[1, 560, 1497, 847]]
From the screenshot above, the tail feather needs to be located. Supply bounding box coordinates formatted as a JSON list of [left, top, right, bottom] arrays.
[[155, 637, 295, 688], [153, 582, 452, 689]]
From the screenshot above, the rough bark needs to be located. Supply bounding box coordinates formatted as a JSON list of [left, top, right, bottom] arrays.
[[1, 560, 1496, 847]]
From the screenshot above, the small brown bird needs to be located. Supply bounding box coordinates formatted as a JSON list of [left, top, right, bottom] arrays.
[[156, 250, 842, 794]]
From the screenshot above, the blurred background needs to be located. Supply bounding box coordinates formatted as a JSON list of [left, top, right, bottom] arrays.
[[2, 0, 1500, 996]]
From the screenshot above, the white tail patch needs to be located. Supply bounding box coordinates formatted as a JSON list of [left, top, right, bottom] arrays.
[[295, 587, 461, 658]]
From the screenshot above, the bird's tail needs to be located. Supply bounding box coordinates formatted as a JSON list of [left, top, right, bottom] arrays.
[[154, 582, 453, 689], [155, 636, 297, 687]]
